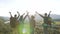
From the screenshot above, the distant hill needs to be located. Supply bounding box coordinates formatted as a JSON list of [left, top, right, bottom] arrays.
[[0, 16, 9, 22], [50, 14, 60, 19]]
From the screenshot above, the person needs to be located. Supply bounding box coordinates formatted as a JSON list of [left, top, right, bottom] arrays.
[[36, 11, 51, 34], [27, 12, 36, 34], [9, 11, 20, 28], [9, 11, 20, 34], [19, 13, 25, 23], [18, 12, 28, 34], [47, 11, 53, 34], [9, 12, 14, 28]]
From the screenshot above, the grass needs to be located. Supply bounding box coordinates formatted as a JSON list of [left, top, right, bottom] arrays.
[[17, 21, 60, 34], [18, 21, 30, 34], [55, 21, 60, 25]]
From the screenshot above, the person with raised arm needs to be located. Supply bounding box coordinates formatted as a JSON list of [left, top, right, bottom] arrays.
[[47, 11, 52, 26], [9, 11, 20, 28], [16, 11, 20, 19], [19, 13, 25, 23], [9, 12, 13, 17], [18, 11, 28, 34], [9, 12, 14, 28], [9, 11, 20, 34], [36, 11, 49, 34], [27, 12, 36, 34]]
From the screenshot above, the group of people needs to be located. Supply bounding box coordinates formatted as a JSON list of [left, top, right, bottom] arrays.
[[9, 11, 28, 34], [9, 11, 53, 34]]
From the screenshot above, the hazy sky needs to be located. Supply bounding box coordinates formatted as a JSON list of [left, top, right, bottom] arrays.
[[0, 0, 60, 17]]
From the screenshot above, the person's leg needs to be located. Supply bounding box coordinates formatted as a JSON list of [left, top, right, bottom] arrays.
[[30, 26, 34, 34], [18, 22, 24, 34], [32, 28, 34, 34], [43, 27, 48, 34]]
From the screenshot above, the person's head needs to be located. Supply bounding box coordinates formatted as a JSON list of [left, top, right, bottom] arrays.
[[44, 13, 47, 17], [31, 15, 35, 19], [20, 15, 23, 19], [14, 14, 17, 17]]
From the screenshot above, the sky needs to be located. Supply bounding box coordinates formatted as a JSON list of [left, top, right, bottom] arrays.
[[0, 0, 60, 17]]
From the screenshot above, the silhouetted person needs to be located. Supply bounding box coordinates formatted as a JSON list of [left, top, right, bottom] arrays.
[[19, 13, 25, 23], [27, 12, 36, 34], [18, 12, 28, 34], [47, 11, 52, 26], [9, 11, 20, 34], [36, 11, 51, 34], [9, 12, 14, 28], [47, 11, 53, 34], [9, 11, 20, 28]]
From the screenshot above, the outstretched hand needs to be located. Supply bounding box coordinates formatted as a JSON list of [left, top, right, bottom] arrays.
[[17, 11, 19, 14], [17, 11, 20, 17], [49, 11, 51, 14], [17, 11, 19, 13], [9, 12, 11, 14], [9, 12, 12, 17]]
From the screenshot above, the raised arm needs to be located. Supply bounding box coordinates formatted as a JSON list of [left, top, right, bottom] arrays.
[[23, 12, 28, 20], [9, 12, 13, 17], [17, 11, 20, 19], [27, 12, 31, 20], [48, 11, 51, 17], [36, 11, 44, 18], [22, 13, 25, 16]]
